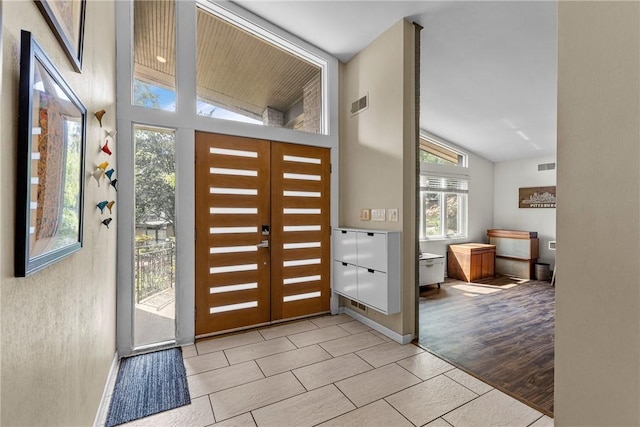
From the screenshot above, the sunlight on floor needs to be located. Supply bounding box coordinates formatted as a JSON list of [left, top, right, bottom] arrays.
[[453, 280, 523, 297]]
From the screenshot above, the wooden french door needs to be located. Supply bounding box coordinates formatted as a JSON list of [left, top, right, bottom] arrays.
[[195, 132, 330, 336]]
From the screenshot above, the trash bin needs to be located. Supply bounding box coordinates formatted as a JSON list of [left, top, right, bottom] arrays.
[[535, 263, 551, 281]]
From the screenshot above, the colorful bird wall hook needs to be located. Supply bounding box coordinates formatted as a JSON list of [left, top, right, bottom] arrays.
[[110, 179, 118, 191], [105, 129, 117, 139], [101, 141, 112, 155], [95, 109, 106, 127], [105, 168, 115, 181], [97, 161, 109, 171], [97, 201, 109, 214], [101, 218, 113, 229], [107, 200, 116, 214], [92, 168, 104, 186]]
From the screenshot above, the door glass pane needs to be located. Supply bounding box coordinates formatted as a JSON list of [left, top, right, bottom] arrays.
[[195, 6, 324, 133], [134, 126, 176, 347], [133, 0, 176, 111]]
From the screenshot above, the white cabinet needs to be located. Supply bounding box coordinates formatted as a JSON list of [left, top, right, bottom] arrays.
[[333, 228, 400, 314], [419, 253, 445, 288]]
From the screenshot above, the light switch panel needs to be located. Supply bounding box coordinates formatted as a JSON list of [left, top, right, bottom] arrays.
[[371, 209, 386, 221]]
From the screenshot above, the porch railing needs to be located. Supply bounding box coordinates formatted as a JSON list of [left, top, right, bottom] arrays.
[[135, 242, 175, 303]]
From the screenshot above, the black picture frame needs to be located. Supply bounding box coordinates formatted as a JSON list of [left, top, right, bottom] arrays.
[[16, 30, 87, 277], [35, 0, 86, 72]]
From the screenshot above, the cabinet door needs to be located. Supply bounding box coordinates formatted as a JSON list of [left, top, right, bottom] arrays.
[[357, 267, 387, 312], [333, 229, 358, 264], [356, 232, 387, 272], [333, 261, 358, 300]]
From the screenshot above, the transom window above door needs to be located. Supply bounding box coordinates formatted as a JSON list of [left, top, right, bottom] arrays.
[[132, 0, 327, 134]]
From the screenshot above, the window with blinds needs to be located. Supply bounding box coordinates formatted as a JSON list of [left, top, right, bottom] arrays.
[[419, 175, 469, 239]]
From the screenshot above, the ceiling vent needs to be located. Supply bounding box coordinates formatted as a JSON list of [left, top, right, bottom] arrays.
[[350, 94, 368, 116], [538, 162, 556, 171]]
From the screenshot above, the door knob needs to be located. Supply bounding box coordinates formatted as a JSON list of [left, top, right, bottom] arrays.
[[257, 240, 269, 248]]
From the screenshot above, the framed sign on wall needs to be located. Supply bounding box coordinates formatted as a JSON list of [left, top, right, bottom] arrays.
[[519, 186, 556, 208]]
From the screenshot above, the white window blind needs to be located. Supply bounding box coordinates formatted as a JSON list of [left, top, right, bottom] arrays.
[[420, 176, 469, 194]]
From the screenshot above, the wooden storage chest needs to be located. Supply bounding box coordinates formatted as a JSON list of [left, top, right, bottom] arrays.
[[447, 243, 496, 282]]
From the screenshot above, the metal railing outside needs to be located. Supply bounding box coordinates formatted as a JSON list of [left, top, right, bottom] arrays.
[[135, 241, 175, 303]]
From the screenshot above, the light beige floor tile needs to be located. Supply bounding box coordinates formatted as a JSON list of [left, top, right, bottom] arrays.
[[256, 345, 332, 377], [385, 375, 477, 426], [356, 341, 424, 367], [530, 415, 554, 427], [337, 320, 372, 334], [182, 344, 198, 359], [443, 389, 543, 427], [396, 351, 455, 380], [424, 417, 454, 427], [287, 325, 351, 347], [252, 385, 355, 426], [197, 331, 264, 355], [123, 395, 214, 426], [224, 337, 296, 365], [369, 330, 392, 342], [258, 320, 318, 340], [444, 368, 493, 395], [184, 351, 229, 376], [211, 412, 256, 427], [209, 372, 305, 421], [309, 313, 354, 328], [319, 331, 385, 357], [292, 353, 373, 390], [188, 361, 264, 398], [335, 363, 421, 407], [318, 399, 413, 427]]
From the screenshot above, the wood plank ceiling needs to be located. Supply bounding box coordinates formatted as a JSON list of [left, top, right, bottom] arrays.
[[133, 1, 321, 120]]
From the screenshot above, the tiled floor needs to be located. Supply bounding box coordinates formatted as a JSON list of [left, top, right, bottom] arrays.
[[118, 314, 554, 427]]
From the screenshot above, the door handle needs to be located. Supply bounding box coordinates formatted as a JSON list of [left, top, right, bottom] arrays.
[[257, 240, 269, 248]]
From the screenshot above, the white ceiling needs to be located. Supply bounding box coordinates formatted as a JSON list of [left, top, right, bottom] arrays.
[[233, 0, 557, 163]]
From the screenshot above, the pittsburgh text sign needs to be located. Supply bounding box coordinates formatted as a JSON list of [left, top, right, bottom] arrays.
[[519, 186, 556, 208]]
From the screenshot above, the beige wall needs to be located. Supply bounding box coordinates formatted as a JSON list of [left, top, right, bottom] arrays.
[[556, 1, 640, 425], [1, 1, 117, 425], [339, 19, 416, 337]]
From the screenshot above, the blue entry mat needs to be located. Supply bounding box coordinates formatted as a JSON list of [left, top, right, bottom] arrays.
[[105, 347, 191, 426]]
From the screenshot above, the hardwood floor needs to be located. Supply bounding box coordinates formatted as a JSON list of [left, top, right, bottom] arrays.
[[418, 275, 555, 416]]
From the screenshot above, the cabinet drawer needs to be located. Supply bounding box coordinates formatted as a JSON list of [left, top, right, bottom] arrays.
[[333, 261, 358, 300], [357, 267, 387, 312], [356, 232, 387, 272], [419, 258, 445, 285], [333, 229, 358, 264]]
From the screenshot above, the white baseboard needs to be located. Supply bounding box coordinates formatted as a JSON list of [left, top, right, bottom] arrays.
[[94, 352, 119, 427], [341, 307, 414, 344]]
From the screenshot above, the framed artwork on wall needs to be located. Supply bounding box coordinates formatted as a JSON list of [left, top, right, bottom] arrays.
[[519, 186, 557, 208], [35, 0, 86, 72], [15, 30, 87, 277]]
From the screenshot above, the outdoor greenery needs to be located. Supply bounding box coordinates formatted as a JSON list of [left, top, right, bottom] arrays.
[[135, 128, 176, 228], [419, 149, 456, 166], [133, 80, 161, 109], [424, 192, 460, 237]]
